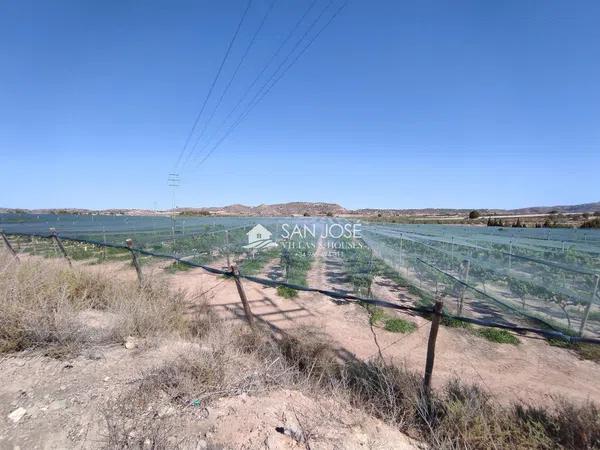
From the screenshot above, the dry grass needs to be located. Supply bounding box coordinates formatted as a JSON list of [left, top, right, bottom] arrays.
[[271, 327, 600, 449], [135, 324, 293, 406], [3, 252, 599, 449], [100, 315, 600, 449], [111, 321, 600, 449], [0, 254, 187, 355]]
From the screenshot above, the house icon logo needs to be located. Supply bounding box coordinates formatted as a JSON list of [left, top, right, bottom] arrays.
[[243, 224, 278, 250]]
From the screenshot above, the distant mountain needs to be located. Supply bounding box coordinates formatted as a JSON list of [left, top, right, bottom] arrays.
[[2, 201, 599, 217], [180, 202, 348, 216], [353, 201, 600, 216], [507, 201, 600, 214]]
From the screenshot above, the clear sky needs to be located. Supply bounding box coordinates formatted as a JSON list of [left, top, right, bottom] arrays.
[[1, 0, 599, 210]]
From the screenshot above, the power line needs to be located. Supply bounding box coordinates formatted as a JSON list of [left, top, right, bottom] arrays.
[[181, 0, 279, 168], [191, 0, 337, 168], [191, 0, 348, 171], [173, 0, 254, 170], [185, 0, 322, 168]]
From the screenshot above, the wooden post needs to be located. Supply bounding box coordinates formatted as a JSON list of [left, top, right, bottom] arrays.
[[579, 274, 600, 336], [423, 300, 444, 396], [231, 265, 255, 329], [50, 228, 72, 267], [0, 230, 20, 262], [126, 239, 143, 286]]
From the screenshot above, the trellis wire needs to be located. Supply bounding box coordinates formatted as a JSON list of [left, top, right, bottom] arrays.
[[3, 231, 599, 345]]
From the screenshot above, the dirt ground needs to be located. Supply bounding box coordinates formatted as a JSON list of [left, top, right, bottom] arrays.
[[169, 248, 600, 407], [2, 251, 600, 449], [0, 338, 417, 450], [72, 251, 600, 406], [0, 255, 420, 449]]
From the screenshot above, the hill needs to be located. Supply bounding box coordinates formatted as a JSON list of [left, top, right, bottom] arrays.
[[2, 201, 599, 217]]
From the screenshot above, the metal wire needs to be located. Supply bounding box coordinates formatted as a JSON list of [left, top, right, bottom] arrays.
[[4, 231, 599, 345]]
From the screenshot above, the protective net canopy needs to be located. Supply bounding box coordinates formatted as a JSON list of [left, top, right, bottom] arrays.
[[2, 213, 600, 339]]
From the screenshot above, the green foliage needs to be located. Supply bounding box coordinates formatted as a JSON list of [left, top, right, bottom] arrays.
[[239, 249, 278, 275], [580, 218, 600, 229], [487, 217, 505, 227], [164, 261, 192, 273], [280, 249, 313, 286], [276, 285, 298, 299], [476, 327, 520, 345], [368, 306, 386, 325], [178, 210, 210, 216], [383, 318, 416, 333], [468, 210, 481, 219], [441, 315, 472, 329], [548, 339, 600, 363], [587, 311, 600, 322]]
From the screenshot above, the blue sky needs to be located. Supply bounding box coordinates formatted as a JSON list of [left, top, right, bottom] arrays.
[[1, 0, 599, 210]]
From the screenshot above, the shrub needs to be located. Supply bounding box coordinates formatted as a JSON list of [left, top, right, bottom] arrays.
[[0, 255, 188, 355], [277, 285, 298, 298], [99, 320, 600, 450], [581, 218, 600, 229], [277, 327, 340, 381], [441, 316, 472, 329], [469, 210, 481, 219], [164, 261, 192, 273], [384, 318, 417, 333], [362, 304, 386, 325], [476, 327, 520, 345], [549, 340, 600, 363]]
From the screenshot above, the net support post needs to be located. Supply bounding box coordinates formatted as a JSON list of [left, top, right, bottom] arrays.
[[0, 230, 20, 262], [50, 228, 72, 267], [225, 230, 231, 267], [579, 274, 600, 336], [231, 265, 255, 329], [423, 299, 444, 402], [126, 239, 143, 287], [457, 260, 470, 316]]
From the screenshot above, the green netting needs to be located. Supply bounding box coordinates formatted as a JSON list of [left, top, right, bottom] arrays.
[[2, 213, 599, 338]]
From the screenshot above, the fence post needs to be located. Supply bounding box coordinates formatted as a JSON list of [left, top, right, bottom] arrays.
[[50, 228, 72, 267], [579, 274, 600, 336], [423, 300, 444, 398], [231, 265, 255, 329], [125, 239, 143, 286], [0, 230, 20, 262]]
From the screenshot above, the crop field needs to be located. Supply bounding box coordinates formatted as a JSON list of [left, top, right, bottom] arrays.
[[2, 213, 600, 339]]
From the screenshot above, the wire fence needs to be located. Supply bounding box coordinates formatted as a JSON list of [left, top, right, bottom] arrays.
[[2, 214, 600, 346]]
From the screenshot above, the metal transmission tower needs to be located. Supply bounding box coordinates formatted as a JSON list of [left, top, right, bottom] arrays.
[[167, 173, 180, 244]]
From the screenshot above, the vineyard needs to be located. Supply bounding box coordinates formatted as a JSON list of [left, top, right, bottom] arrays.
[[2, 213, 600, 341]]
